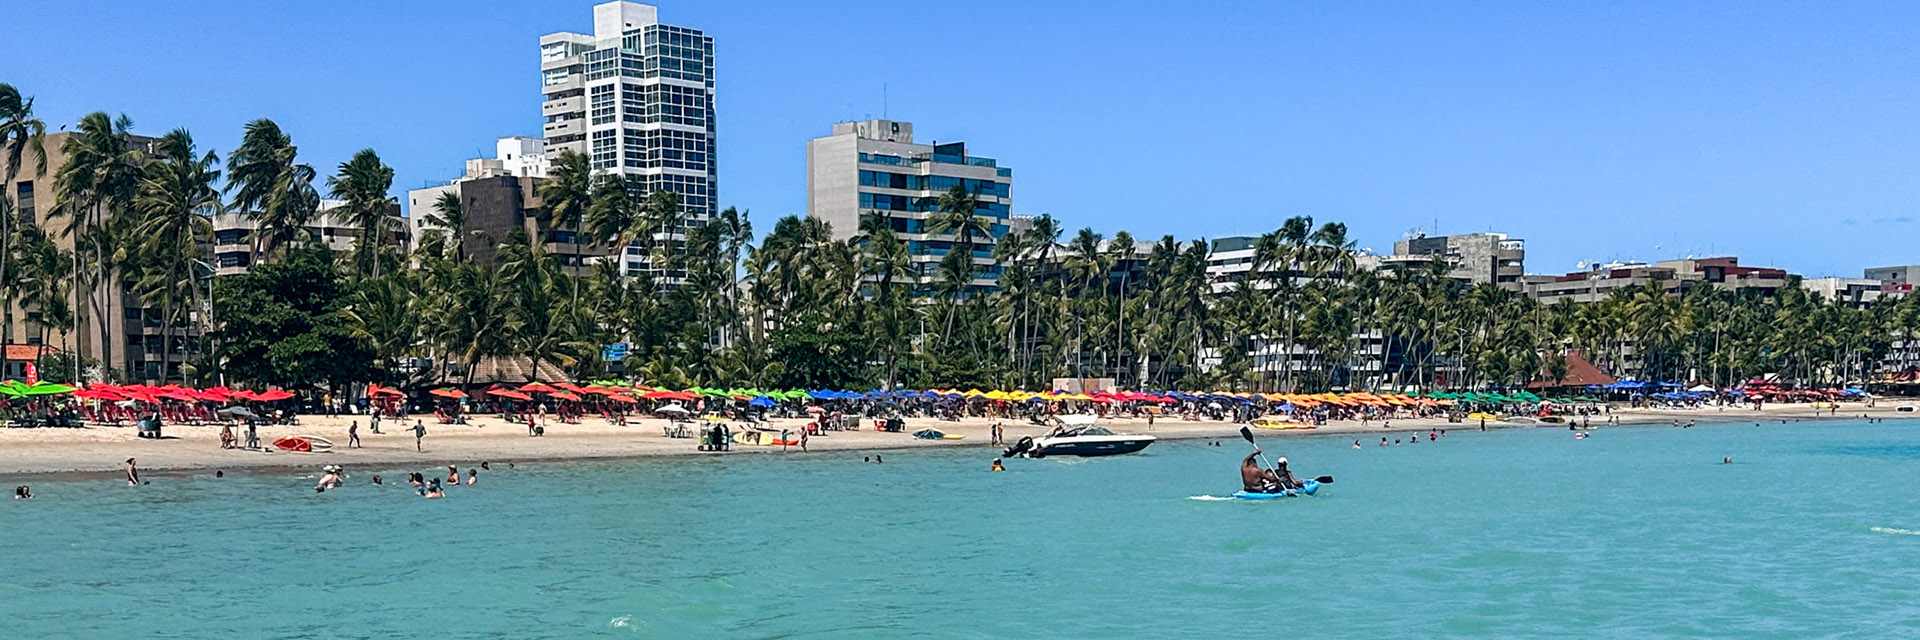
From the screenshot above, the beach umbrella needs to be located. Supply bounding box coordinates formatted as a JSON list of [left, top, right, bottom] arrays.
[[550, 391, 583, 402], [255, 389, 295, 402], [15, 381, 74, 396], [749, 396, 777, 408], [606, 394, 638, 404], [519, 382, 558, 394], [487, 389, 534, 402], [428, 388, 467, 399], [217, 406, 260, 419], [656, 404, 690, 414]]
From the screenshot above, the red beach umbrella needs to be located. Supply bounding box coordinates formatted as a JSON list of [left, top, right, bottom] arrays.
[[519, 382, 558, 394], [254, 389, 295, 402], [487, 389, 534, 402]]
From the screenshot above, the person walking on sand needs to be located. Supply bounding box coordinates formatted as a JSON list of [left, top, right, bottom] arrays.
[[413, 421, 427, 452], [348, 421, 362, 449], [370, 412, 382, 435], [125, 458, 140, 486]]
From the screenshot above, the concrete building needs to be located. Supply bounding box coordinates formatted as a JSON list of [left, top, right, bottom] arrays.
[[1390, 232, 1525, 291], [807, 119, 1014, 290], [212, 200, 406, 277], [405, 139, 607, 275], [1803, 277, 1884, 308], [540, 0, 715, 266], [1864, 265, 1920, 297], [1527, 257, 1790, 304]]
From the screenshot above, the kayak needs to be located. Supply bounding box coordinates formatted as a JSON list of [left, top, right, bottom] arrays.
[[1231, 479, 1320, 500]]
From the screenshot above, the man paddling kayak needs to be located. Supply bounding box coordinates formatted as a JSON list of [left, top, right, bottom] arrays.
[[1240, 448, 1297, 493]]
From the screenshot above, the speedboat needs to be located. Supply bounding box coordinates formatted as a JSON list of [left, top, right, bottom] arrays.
[[1005, 426, 1155, 458]]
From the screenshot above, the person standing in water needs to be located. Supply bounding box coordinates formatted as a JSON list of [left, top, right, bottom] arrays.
[[124, 458, 140, 486], [446, 465, 459, 484], [466, 469, 478, 486], [1353, 439, 1362, 449], [991, 458, 1005, 472]]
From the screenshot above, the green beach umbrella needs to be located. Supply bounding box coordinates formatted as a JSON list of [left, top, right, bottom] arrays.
[[19, 382, 76, 396]]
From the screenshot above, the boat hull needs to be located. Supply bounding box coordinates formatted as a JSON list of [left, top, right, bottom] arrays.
[[1030, 436, 1155, 457]]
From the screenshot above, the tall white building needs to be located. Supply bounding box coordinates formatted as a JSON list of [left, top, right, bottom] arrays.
[[806, 119, 1014, 290], [540, 0, 715, 276]]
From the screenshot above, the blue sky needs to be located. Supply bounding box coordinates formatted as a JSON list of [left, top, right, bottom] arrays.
[[5, 1, 1916, 277]]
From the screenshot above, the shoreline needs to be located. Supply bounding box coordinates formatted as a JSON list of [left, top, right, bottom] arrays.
[[0, 402, 1908, 482]]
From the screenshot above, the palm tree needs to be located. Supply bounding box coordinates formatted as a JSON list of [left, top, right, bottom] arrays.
[[539, 149, 594, 304], [343, 273, 419, 383], [0, 83, 47, 376], [325, 149, 398, 280], [710, 206, 752, 347], [131, 129, 219, 382], [422, 191, 467, 261], [227, 119, 318, 260], [52, 112, 142, 379]]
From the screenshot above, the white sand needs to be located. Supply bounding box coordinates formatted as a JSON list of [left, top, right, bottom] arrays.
[[0, 400, 1904, 476]]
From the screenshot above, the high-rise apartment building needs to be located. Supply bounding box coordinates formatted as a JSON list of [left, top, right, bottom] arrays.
[[807, 119, 1014, 290], [540, 1, 715, 230]]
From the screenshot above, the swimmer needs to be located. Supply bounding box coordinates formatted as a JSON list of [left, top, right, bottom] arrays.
[[372, 475, 383, 485], [215, 470, 224, 478], [1394, 439, 1401, 446], [466, 469, 477, 486], [874, 455, 883, 464], [480, 461, 491, 471], [1723, 456, 1732, 464], [446, 465, 459, 484], [1379, 437, 1388, 447], [991, 458, 1005, 472], [14, 485, 32, 499], [1353, 440, 1362, 449], [424, 479, 445, 499]]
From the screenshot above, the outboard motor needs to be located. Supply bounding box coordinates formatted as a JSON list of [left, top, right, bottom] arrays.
[[1003, 435, 1035, 459]]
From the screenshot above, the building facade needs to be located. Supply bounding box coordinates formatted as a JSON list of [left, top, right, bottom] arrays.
[[540, 0, 715, 278], [1802, 277, 1884, 308], [1390, 232, 1525, 291], [1526, 257, 1790, 304], [212, 200, 406, 277], [806, 119, 1014, 290], [405, 138, 609, 275]]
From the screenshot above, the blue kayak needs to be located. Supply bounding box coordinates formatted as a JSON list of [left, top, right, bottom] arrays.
[[1232, 479, 1320, 500]]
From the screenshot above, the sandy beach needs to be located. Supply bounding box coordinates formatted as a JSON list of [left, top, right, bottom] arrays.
[[0, 399, 1910, 479]]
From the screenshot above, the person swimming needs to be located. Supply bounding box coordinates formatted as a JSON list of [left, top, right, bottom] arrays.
[[1353, 440, 1362, 449], [1379, 438, 1388, 447], [424, 479, 445, 499], [372, 475, 383, 485], [14, 485, 32, 499], [466, 469, 477, 486], [446, 465, 459, 484], [991, 458, 1005, 472]]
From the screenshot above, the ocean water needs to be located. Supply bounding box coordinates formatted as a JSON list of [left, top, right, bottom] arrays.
[[6, 419, 1920, 639]]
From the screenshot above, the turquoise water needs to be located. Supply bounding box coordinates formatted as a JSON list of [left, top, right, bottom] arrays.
[[6, 419, 1920, 638]]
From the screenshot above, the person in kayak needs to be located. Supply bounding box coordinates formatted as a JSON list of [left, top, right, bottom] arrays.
[[1240, 449, 1296, 493]]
